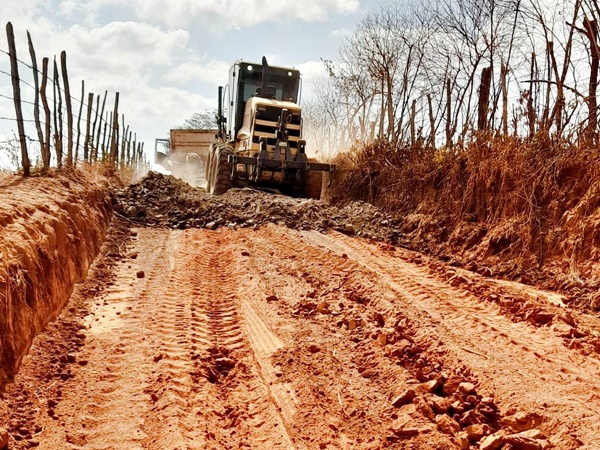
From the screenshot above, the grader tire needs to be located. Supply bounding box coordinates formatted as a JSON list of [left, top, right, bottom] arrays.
[[305, 158, 323, 199], [212, 147, 234, 195]]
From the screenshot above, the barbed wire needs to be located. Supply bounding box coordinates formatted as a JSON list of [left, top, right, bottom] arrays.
[[0, 48, 114, 129]]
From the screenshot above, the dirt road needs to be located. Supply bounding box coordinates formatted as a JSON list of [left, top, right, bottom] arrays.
[[3, 222, 600, 449]]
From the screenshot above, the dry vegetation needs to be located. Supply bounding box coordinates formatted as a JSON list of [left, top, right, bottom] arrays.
[[330, 137, 600, 309], [302, 0, 600, 309]]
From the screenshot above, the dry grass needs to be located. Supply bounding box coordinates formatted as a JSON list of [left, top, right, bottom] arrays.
[[330, 135, 600, 269]]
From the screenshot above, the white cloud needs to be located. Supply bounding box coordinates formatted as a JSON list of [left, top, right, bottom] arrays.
[[89, 0, 359, 29], [297, 60, 328, 84], [163, 59, 230, 87], [331, 27, 353, 38]]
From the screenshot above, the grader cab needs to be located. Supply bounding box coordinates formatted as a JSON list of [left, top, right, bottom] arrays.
[[205, 57, 333, 198]]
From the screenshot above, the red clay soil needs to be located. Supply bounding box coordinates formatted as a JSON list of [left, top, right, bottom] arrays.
[[2, 220, 600, 448], [0, 171, 112, 387]]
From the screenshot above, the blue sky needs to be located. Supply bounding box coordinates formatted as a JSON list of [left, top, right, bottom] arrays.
[[0, 0, 385, 163]]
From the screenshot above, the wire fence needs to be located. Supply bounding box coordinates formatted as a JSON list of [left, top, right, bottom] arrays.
[[0, 21, 149, 177]]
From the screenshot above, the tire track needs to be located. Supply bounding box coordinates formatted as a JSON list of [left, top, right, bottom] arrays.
[[297, 228, 600, 448], [175, 230, 295, 449]]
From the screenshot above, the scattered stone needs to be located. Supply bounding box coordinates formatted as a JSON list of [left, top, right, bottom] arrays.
[[480, 433, 506, 450], [435, 414, 460, 436], [0, 429, 8, 449], [458, 382, 476, 395], [502, 412, 543, 432], [417, 379, 440, 394], [457, 431, 470, 450], [241, 251, 250, 256], [428, 395, 451, 414], [391, 389, 416, 407], [533, 311, 554, 325], [316, 301, 329, 313], [215, 357, 236, 368], [442, 374, 464, 396], [67, 353, 77, 363], [126, 205, 138, 218], [150, 393, 159, 402], [343, 224, 356, 235], [503, 432, 543, 450], [517, 429, 545, 440], [205, 221, 217, 230], [391, 417, 420, 437], [153, 353, 163, 363], [309, 344, 321, 353], [266, 295, 279, 302], [136, 270, 145, 279], [348, 318, 358, 331], [413, 396, 435, 420], [465, 423, 492, 442], [27, 439, 40, 448]]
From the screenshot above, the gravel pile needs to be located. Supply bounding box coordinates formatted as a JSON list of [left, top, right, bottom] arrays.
[[114, 172, 401, 240]]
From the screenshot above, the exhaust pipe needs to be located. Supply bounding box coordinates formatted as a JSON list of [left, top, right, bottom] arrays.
[[260, 56, 269, 99]]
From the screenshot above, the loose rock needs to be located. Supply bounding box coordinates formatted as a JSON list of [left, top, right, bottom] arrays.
[[391, 389, 416, 407], [0, 428, 8, 449], [435, 414, 460, 436]]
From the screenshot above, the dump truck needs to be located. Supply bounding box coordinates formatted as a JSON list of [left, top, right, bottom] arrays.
[[205, 57, 334, 198], [154, 129, 215, 187]]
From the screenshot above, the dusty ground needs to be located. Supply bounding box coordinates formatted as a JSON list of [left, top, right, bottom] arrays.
[[3, 173, 600, 449], [2, 212, 600, 448]]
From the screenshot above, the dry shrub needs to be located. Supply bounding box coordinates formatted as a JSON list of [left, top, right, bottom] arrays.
[[331, 135, 600, 270]]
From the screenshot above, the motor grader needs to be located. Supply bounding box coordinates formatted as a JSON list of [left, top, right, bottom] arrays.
[[205, 57, 334, 198]]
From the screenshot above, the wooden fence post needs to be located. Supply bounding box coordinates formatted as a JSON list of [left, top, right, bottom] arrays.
[[40, 57, 51, 168], [106, 111, 113, 161], [84, 92, 93, 162], [27, 31, 47, 170], [95, 91, 107, 161], [131, 133, 136, 167], [120, 114, 127, 168], [60, 51, 73, 166], [75, 81, 84, 164], [110, 92, 120, 165], [6, 22, 30, 176], [101, 111, 109, 160], [53, 58, 63, 167], [90, 94, 100, 161]]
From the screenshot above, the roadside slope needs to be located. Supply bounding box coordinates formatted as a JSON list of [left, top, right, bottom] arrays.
[[0, 171, 112, 387]]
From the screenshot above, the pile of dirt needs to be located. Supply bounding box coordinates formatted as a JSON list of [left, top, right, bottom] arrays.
[[114, 171, 400, 240], [0, 171, 112, 388]]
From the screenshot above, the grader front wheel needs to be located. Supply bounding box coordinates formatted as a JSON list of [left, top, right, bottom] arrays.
[[211, 146, 234, 195]]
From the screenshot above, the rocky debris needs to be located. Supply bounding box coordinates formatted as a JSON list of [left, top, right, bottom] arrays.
[[392, 389, 416, 407], [502, 412, 544, 432], [136, 270, 145, 279], [435, 414, 460, 435], [479, 429, 547, 450], [114, 172, 398, 239], [0, 428, 8, 449]]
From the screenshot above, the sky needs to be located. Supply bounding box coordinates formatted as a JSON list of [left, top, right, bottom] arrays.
[[0, 0, 384, 166]]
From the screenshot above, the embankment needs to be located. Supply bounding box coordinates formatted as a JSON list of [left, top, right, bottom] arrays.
[[329, 138, 600, 308], [0, 171, 112, 388]]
